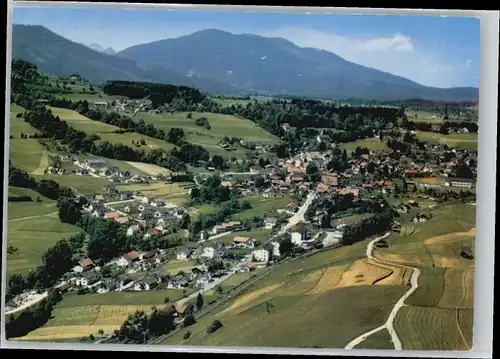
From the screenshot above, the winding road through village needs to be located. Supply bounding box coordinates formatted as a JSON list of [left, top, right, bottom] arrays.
[[344, 232, 421, 350]]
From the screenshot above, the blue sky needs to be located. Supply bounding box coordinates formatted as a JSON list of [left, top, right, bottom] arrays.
[[12, 7, 480, 88]]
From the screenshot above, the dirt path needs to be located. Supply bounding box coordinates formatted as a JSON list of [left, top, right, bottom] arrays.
[[8, 211, 58, 222], [31, 151, 49, 175], [344, 232, 421, 350]]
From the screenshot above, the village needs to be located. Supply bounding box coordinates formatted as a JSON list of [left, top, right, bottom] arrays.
[[6, 130, 477, 318]]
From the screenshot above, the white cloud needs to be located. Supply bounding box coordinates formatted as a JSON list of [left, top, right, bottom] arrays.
[[357, 33, 414, 52]]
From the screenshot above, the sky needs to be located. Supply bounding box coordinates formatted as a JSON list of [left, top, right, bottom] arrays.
[[12, 6, 480, 88]]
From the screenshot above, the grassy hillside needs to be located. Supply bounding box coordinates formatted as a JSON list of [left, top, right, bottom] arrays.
[[132, 111, 280, 159]]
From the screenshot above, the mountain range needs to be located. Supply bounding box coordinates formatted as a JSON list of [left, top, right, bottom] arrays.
[[82, 43, 117, 56], [11, 24, 478, 101]]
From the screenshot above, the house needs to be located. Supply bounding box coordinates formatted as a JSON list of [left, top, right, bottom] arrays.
[[107, 183, 117, 194], [336, 187, 360, 198], [176, 248, 193, 261], [233, 236, 256, 248], [142, 249, 160, 261], [211, 221, 242, 235], [117, 251, 140, 267], [285, 202, 299, 215], [127, 224, 140, 237], [74, 272, 100, 287], [250, 166, 263, 175], [201, 247, 215, 259], [91, 206, 106, 218], [322, 173, 338, 187], [448, 178, 473, 188], [144, 228, 161, 239], [153, 208, 171, 219], [316, 134, 331, 144], [291, 232, 306, 246], [262, 188, 277, 198], [104, 211, 121, 220], [97, 280, 118, 294], [322, 231, 343, 248], [114, 217, 130, 225], [170, 302, 188, 317], [252, 248, 270, 263], [150, 198, 166, 207], [134, 276, 160, 291], [431, 124, 442, 132], [120, 191, 133, 200], [57, 283, 72, 293], [93, 194, 105, 203], [123, 205, 133, 213], [87, 159, 106, 170], [77, 258, 95, 272], [270, 241, 281, 258], [196, 275, 211, 288], [290, 173, 305, 183], [191, 265, 208, 275], [264, 217, 278, 230]]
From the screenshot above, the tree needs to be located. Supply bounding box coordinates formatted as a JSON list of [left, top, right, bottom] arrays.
[[180, 213, 191, 229], [98, 329, 104, 337], [196, 293, 204, 310], [183, 314, 196, 327]]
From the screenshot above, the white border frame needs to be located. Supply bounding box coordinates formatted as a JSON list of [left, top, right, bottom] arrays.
[[2, 2, 498, 357]]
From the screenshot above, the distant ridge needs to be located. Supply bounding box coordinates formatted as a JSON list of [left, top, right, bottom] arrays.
[[12, 25, 478, 101]]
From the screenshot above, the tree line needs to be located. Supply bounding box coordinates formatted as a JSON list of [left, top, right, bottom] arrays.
[[102, 80, 205, 109]]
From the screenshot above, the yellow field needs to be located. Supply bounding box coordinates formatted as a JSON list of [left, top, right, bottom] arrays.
[[14, 325, 119, 341], [49, 106, 92, 122], [222, 284, 281, 314], [374, 252, 427, 266], [424, 228, 476, 245], [306, 266, 347, 295], [410, 177, 446, 185], [15, 304, 158, 341], [125, 161, 171, 176], [437, 269, 474, 309], [31, 151, 49, 175], [394, 306, 470, 350], [117, 182, 186, 197]]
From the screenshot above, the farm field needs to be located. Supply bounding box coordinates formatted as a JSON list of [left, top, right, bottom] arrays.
[[354, 329, 394, 349], [371, 202, 476, 351], [48, 107, 175, 152], [405, 110, 445, 123], [14, 290, 185, 341], [116, 182, 189, 198], [7, 211, 82, 276], [162, 235, 408, 347], [9, 139, 47, 173], [338, 138, 391, 153], [134, 111, 279, 144], [394, 306, 471, 350], [210, 97, 254, 107], [7, 189, 57, 219], [9, 104, 39, 137], [232, 195, 293, 220], [219, 228, 273, 246], [161, 259, 197, 275], [133, 111, 280, 158], [165, 284, 406, 348], [33, 174, 110, 196], [414, 131, 478, 151], [124, 161, 171, 176]]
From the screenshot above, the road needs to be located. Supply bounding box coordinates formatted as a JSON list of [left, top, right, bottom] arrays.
[[344, 232, 421, 350], [282, 192, 316, 231], [8, 211, 58, 222]]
